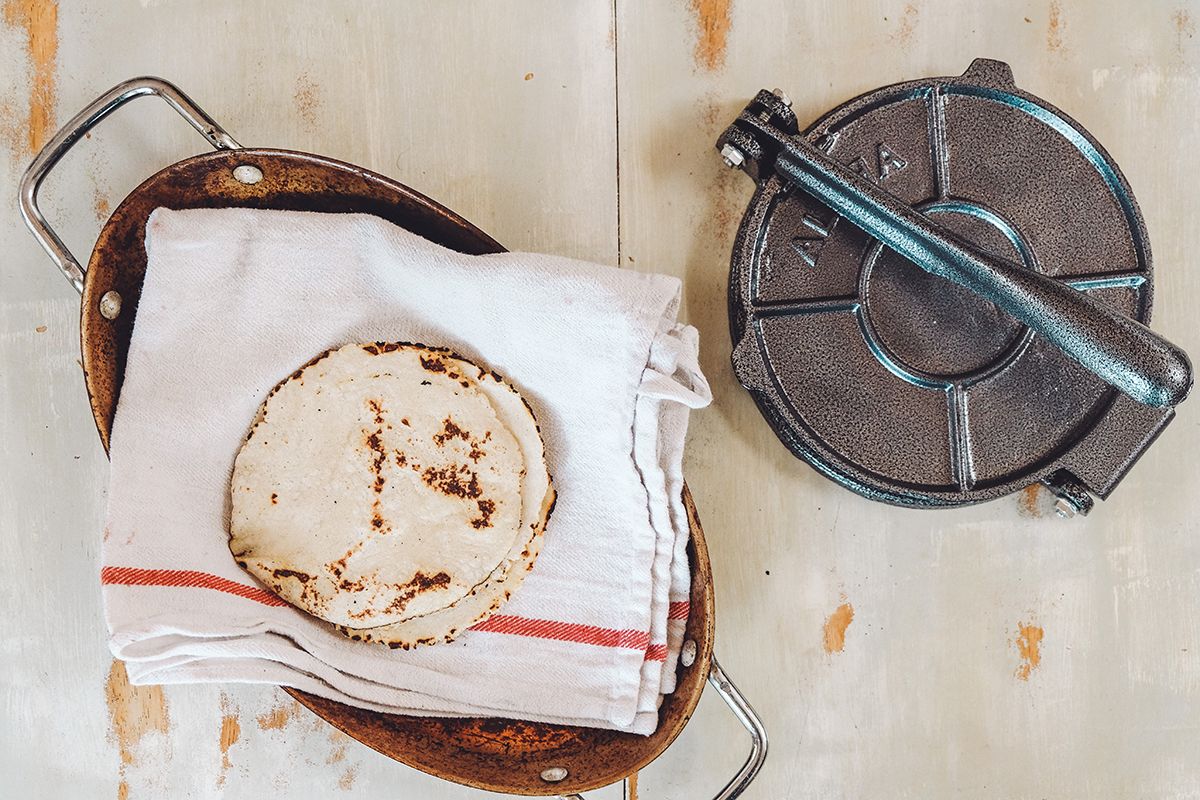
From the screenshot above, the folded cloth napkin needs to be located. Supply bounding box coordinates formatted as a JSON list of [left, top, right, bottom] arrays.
[[101, 207, 710, 734]]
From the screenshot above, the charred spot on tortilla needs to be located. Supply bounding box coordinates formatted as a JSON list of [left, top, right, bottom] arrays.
[[343, 570, 455, 623], [271, 567, 312, 583], [367, 398, 386, 425], [361, 342, 403, 356], [421, 464, 483, 501], [229, 341, 553, 646], [434, 416, 469, 446], [472, 498, 497, 529], [419, 354, 448, 373]]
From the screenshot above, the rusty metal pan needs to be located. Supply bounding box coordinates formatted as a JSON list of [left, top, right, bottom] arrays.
[[20, 77, 766, 799]]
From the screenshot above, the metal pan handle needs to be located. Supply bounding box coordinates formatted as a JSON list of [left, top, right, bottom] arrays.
[[560, 656, 768, 800], [705, 656, 769, 800], [18, 76, 241, 295]]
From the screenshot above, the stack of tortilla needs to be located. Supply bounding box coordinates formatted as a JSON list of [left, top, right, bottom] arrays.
[[229, 342, 555, 648]]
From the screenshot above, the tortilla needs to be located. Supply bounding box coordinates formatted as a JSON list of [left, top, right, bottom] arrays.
[[230, 343, 544, 632], [336, 367, 556, 648]]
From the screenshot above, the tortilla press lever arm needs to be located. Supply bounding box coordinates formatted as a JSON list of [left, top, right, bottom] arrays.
[[717, 90, 1193, 409], [19, 76, 241, 295]]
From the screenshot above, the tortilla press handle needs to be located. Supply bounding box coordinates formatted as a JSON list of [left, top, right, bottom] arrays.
[[19, 76, 241, 295], [556, 656, 767, 800], [717, 90, 1193, 409]]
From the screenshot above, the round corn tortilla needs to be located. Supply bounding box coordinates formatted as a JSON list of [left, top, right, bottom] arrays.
[[336, 367, 556, 648], [230, 343, 543, 630]]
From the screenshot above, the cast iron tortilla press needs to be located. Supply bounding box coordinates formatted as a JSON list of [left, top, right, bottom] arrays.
[[718, 58, 1192, 515]]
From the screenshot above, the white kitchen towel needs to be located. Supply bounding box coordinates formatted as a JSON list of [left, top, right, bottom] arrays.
[[101, 207, 710, 734]]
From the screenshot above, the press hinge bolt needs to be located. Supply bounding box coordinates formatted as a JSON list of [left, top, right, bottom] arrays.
[[1043, 470, 1094, 518], [721, 143, 746, 169], [1054, 498, 1081, 519]]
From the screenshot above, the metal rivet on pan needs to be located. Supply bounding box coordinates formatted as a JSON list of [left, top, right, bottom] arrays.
[[681, 639, 697, 667], [99, 290, 122, 320], [720, 143, 745, 169], [232, 164, 263, 185], [771, 87, 792, 107], [540, 767, 568, 783]]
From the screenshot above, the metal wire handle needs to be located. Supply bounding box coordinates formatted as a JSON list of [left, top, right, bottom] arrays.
[[560, 656, 768, 800], [18, 76, 241, 295], [706, 656, 769, 799]]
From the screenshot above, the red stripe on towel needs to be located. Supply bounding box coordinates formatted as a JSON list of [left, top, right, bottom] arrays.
[[470, 614, 650, 652], [644, 644, 668, 661], [667, 601, 690, 620], [101, 566, 671, 658], [101, 566, 288, 606]]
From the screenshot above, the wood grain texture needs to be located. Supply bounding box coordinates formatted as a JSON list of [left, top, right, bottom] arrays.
[[2, 1, 1199, 798], [1, 0, 57, 154], [616, 1, 1200, 798], [1, 2, 620, 799]]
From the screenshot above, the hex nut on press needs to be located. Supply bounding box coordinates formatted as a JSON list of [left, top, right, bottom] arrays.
[[720, 143, 746, 169], [1054, 498, 1079, 519]]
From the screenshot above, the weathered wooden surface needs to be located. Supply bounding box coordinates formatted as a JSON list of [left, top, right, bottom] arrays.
[[2, 1, 1199, 798]]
